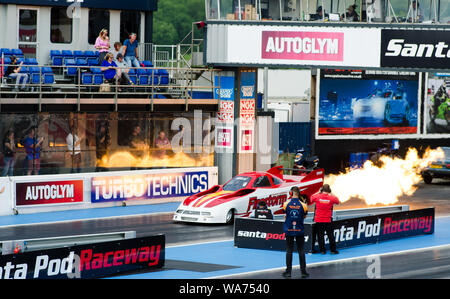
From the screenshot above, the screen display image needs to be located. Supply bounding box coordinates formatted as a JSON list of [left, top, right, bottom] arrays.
[[425, 74, 450, 135], [318, 70, 419, 136]]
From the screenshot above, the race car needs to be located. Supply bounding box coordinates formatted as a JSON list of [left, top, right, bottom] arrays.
[[172, 166, 324, 224], [352, 84, 410, 125]]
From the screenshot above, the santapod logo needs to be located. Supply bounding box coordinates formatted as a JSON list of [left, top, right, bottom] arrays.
[[381, 29, 450, 69]]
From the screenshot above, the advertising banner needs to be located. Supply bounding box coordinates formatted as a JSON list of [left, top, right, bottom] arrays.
[[15, 180, 84, 206], [0, 235, 165, 279], [424, 73, 450, 136], [215, 127, 233, 149], [91, 171, 209, 203], [381, 29, 450, 70], [234, 217, 312, 251], [234, 208, 434, 252], [207, 24, 381, 68], [317, 69, 420, 137]]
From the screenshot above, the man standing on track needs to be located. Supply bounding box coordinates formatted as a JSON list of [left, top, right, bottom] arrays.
[[310, 184, 340, 254], [282, 186, 309, 279]]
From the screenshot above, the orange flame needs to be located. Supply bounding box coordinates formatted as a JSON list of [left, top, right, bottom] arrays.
[[97, 151, 214, 168], [325, 147, 445, 206]]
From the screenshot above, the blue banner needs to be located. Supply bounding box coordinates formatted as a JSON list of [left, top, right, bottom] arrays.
[[240, 71, 256, 100], [91, 171, 209, 203], [214, 76, 235, 101]]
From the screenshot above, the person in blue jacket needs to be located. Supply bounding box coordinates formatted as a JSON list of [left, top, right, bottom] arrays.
[[282, 186, 309, 278]]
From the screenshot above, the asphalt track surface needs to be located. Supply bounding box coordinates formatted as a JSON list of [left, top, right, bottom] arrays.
[[0, 179, 449, 279]]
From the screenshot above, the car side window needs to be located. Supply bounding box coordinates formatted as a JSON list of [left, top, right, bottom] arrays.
[[271, 176, 282, 186], [253, 176, 272, 188]]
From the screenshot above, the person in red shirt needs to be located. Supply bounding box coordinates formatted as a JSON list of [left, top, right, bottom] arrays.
[[309, 184, 340, 254]]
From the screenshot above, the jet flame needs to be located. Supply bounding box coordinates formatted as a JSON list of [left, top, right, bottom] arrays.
[[325, 147, 445, 206], [97, 151, 214, 168]]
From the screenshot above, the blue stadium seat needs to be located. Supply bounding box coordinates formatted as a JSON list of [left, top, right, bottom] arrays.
[[19, 66, 29, 74], [158, 69, 169, 85], [0, 48, 12, 57], [84, 51, 96, 58], [11, 49, 24, 58], [75, 58, 88, 67], [24, 58, 38, 65], [142, 61, 153, 68], [64, 59, 77, 77], [87, 57, 99, 66], [41, 67, 55, 84], [2, 57, 11, 65], [61, 50, 74, 64], [50, 50, 63, 66], [91, 67, 104, 85], [137, 68, 149, 85], [128, 68, 137, 85], [146, 68, 158, 84], [73, 50, 85, 59], [82, 72, 93, 85], [28, 66, 41, 84]]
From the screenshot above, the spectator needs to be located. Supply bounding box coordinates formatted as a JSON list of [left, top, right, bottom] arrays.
[[309, 184, 340, 254], [311, 6, 328, 21], [100, 53, 119, 87], [2, 130, 15, 176], [409, 1, 423, 23], [95, 28, 110, 65], [66, 125, 84, 173], [5, 56, 28, 92], [129, 125, 146, 158], [154, 130, 171, 157], [111, 42, 123, 62], [95, 122, 110, 172], [122, 33, 140, 68], [341, 4, 359, 21], [23, 128, 43, 175], [115, 53, 134, 86]]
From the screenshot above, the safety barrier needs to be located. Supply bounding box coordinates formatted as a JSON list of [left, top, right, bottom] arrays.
[[0, 231, 137, 255], [0, 166, 218, 216]]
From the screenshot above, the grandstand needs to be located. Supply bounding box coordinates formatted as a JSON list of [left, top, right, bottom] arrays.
[[0, 0, 218, 111]]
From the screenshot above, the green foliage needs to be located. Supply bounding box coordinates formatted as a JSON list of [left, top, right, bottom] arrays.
[[154, 0, 205, 45]]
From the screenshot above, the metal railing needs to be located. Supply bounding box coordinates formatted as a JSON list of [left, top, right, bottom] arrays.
[[1, 231, 137, 255], [0, 64, 221, 112]]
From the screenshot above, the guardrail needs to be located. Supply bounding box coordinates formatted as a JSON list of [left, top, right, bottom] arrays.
[[273, 205, 410, 222], [0, 231, 137, 255], [0, 64, 222, 111]]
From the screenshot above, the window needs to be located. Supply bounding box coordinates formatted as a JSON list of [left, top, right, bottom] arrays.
[[88, 9, 110, 45], [50, 7, 73, 43], [223, 176, 252, 191], [271, 176, 282, 186], [253, 176, 272, 187], [120, 11, 141, 44]]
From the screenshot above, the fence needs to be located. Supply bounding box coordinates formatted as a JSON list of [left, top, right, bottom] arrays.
[[0, 63, 221, 111]]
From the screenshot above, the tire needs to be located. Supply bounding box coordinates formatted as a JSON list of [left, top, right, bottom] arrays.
[[225, 209, 235, 225], [422, 173, 433, 184]]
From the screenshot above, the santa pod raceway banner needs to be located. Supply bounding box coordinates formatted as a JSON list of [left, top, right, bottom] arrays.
[[0, 235, 164, 279], [317, 69, 419, 136], [91, 170, 209, 203], [234, 208, 434, 252], [15, 180, 83, 206]]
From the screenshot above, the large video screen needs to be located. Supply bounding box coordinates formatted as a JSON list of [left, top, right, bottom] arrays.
[[317, 70, 420, 137], [424, 73, 450, 136]]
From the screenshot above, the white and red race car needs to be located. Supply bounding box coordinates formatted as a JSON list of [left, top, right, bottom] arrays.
[[173, 166, 324, 224]]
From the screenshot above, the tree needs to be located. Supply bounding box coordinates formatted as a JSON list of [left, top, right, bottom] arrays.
[[153, 0, 205, 45]]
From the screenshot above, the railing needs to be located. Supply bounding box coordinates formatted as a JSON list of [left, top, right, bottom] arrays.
[[0, 64, 221, 112], [205, 0, 450, 25]]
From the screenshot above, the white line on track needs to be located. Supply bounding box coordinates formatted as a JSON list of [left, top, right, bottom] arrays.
[[206, 243, 450, 279], [0, 211, 175, 229]]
